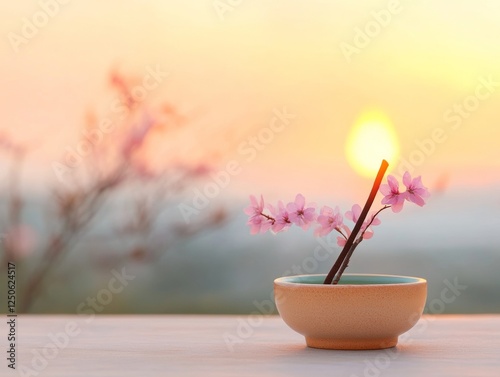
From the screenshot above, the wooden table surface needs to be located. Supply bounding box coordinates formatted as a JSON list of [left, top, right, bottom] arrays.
[[3, 315, 500, 376]]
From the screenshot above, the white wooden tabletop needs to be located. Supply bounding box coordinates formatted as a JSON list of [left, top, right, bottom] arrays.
[[3, 315, 500, 376]]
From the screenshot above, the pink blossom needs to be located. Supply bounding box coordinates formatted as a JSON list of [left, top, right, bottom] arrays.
[[361, 212, 381, 239], [315, 206, 343, 236], [244, 195, 264, 217], [247, 215, 273, 235], [345, 204, 361, 223], [269, 201, 292, 233], [336, 224, 351, 247], [122, 113, 155, 157], [380, 175, 405, 213], [345, 204, 381, 240], [403, 172, 430, 206], [244, 195, 273, 234], [286, 194, 316, 230]]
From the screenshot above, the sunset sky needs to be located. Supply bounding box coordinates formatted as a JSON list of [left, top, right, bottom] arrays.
[[1, 1, 499, 201]]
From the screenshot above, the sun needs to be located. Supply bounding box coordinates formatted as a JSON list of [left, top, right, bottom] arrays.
[[346, 109, 399, 178]]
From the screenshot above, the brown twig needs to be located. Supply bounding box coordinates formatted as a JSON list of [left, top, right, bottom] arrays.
[[323, 160, 389, 285], [332, 239, 361, 284]]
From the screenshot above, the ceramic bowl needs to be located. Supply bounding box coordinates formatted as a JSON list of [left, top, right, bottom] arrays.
[[274, 274, 427, 350]]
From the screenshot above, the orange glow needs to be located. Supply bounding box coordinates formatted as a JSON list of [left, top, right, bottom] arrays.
[[0, 1, 499, 192]]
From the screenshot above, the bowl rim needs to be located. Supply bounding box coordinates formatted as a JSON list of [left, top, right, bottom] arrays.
[[274, 273, 427, 287]]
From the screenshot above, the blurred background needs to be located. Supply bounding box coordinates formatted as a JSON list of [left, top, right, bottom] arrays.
[[0, 0, 499, 314]]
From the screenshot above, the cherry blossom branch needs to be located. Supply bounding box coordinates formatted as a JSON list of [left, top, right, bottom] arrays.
[[323, 160, 389, 285], [332, 238, 361, 284], [245, 163, 430, 282], [331, 206, 388, 284], [358, 205, 390, 239], [260, 212, 276, 223], [336, 227, 348, 240]]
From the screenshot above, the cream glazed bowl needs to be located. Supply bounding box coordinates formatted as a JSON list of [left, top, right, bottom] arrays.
[[274, 274, 427, 350]]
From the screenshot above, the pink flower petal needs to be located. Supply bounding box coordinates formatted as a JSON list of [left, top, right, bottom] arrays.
[[391, 199, 404, 213], [405, 192, 425, 206], [337, 236, 346, 247], [295, 194, 305, 208], [387, 175, 399, 192], [403, 171, 412, 188], [402, 172, 430, 207], [379, 183, 392, 196]]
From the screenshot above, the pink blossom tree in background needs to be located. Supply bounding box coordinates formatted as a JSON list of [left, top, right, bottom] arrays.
[[0, 70, 227, 312]]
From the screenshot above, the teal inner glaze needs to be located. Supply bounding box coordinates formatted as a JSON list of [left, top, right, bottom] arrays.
[[281, 274, 421, 285]]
